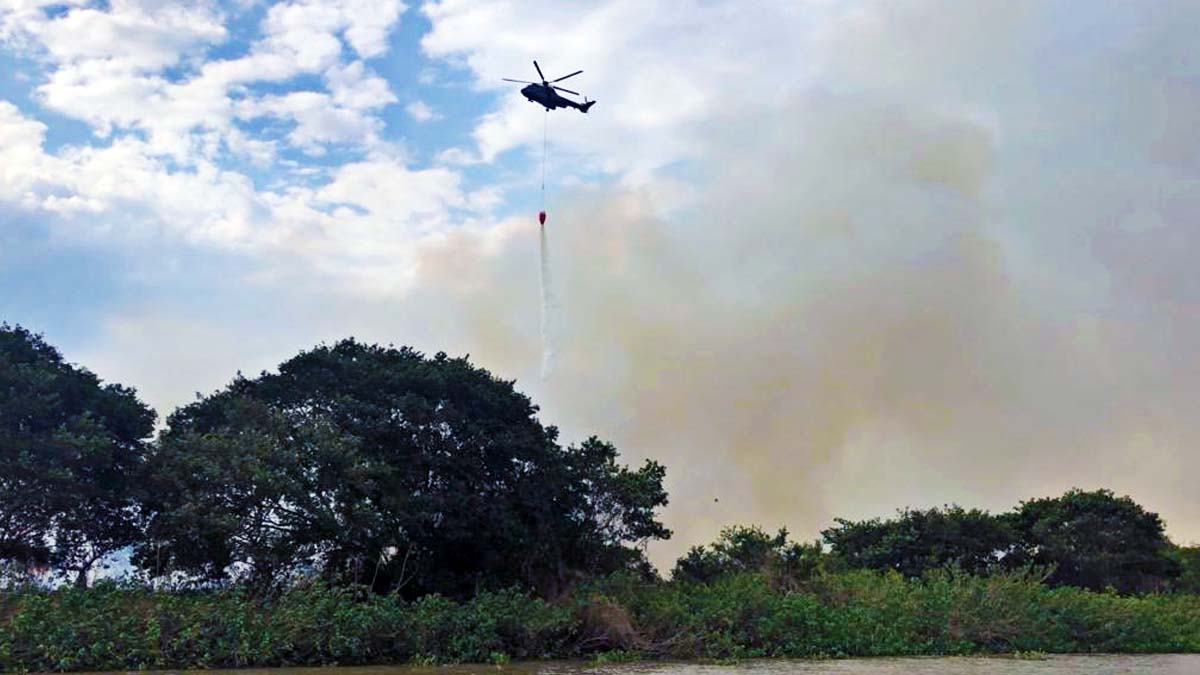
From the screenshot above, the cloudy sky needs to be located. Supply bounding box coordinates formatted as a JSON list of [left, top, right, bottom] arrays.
[[2, 0, 1199, 567]]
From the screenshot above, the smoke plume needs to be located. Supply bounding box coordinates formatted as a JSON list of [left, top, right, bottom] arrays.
[[73, 0, 1200, 571], [392, 79, 1200, 569]]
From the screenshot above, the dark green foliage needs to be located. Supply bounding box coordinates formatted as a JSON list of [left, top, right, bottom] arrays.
[[139, 340, 669, 597], [550, 437, 671, 584], [675, 526, 787, 583], [592, 570, 1200, 660], [1009, 489, 1180, 593], [0, 324, 155, 586], [0, 582, 577, 671], [820, 491, 1182, 594], [672, 526, 824, 586], [4, 571, 1199, 672], [135, 399, 368, 586], [822, 505, 1018, 579], [1170, 546, 1200, 594]]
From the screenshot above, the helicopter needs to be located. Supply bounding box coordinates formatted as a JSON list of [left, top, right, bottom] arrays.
[[504, 61, 595, 113]]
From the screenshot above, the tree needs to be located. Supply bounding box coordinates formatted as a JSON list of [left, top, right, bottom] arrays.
[[675, 525, 785, 583], [0, 325, 154, 586], [1169, 545, 1200, 594], [545, 437, 670, 586], [136, 399, 372, 587], [139, 339, 669, 597], [673, 525, 824, 585], [821, 505, 1018, 578], [1008, 488, 1179, 593]]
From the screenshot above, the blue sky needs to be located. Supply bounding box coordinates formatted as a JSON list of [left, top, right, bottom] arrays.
[[2, 0, 1200, 563], [0, 0, 557, 369]]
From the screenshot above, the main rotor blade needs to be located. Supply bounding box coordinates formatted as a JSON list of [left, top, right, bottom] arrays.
[[552, 85, 579, 96], [533, 60, 545, 81], [552, 70, 583, 82], [502, 78, 534, 83]]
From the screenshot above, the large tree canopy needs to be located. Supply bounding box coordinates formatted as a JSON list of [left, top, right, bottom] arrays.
[[0, 324, 154, 586], [139, 340, 669, 597], [1009, 488, 1179, 593]]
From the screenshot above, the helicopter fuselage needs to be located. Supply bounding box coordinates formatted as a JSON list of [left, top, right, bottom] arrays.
[[521, 84, 594, 113]]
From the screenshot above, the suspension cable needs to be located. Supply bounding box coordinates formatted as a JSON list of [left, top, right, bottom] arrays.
[[541, 108, 548, 210]]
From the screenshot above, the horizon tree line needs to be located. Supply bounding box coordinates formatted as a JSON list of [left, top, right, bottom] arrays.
[[1, 323, 1194, 595]]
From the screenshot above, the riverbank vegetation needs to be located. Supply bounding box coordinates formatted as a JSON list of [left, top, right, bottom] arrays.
[[3, 570, 1200, 671], [3, 324, 1200, 671]]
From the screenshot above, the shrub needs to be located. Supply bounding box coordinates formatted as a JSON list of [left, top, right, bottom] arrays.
[[2, 572, 1198, 671]]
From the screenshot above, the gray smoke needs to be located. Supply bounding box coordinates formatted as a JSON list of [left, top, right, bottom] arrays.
[[73, 0, 1200, 572]]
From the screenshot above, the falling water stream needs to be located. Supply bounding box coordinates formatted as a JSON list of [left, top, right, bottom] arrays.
[[539, 221, 555, 379]]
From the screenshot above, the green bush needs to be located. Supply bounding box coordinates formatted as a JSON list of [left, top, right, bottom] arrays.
[[0, 582, 578, 672], [2, 572, 1198, 672]]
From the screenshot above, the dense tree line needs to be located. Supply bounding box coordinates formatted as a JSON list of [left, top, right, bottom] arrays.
[[821, 491, 1183, 593], [1, 323, 1197, 597], [0, 325, 668, 596], [678, 493, 1190, 594]]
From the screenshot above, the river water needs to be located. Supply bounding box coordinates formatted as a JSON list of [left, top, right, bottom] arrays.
[[132, 656, 1200, 675]]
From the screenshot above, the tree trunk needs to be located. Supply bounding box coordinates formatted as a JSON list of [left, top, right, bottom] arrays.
[[74, 566, 89, 589]]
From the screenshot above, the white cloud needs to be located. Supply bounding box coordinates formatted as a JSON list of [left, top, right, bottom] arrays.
[[421, 0, 822, 179], [36, 59, 165, 135], [317, 158, 467, 224], [5, 0, 405, 162], [28, 1, 226, 70], [325, 60, 397, 110], [0, 100, 50, 205], [0, 0, 85, 43], [6, 1, 228, 154], [257, 0, 405, 64], [405, 99, 439, 122], [0, 101, 480, 269], [340, 0, 406, 58], [258, 0, 350, 72], [238, 91, 384, 152]]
